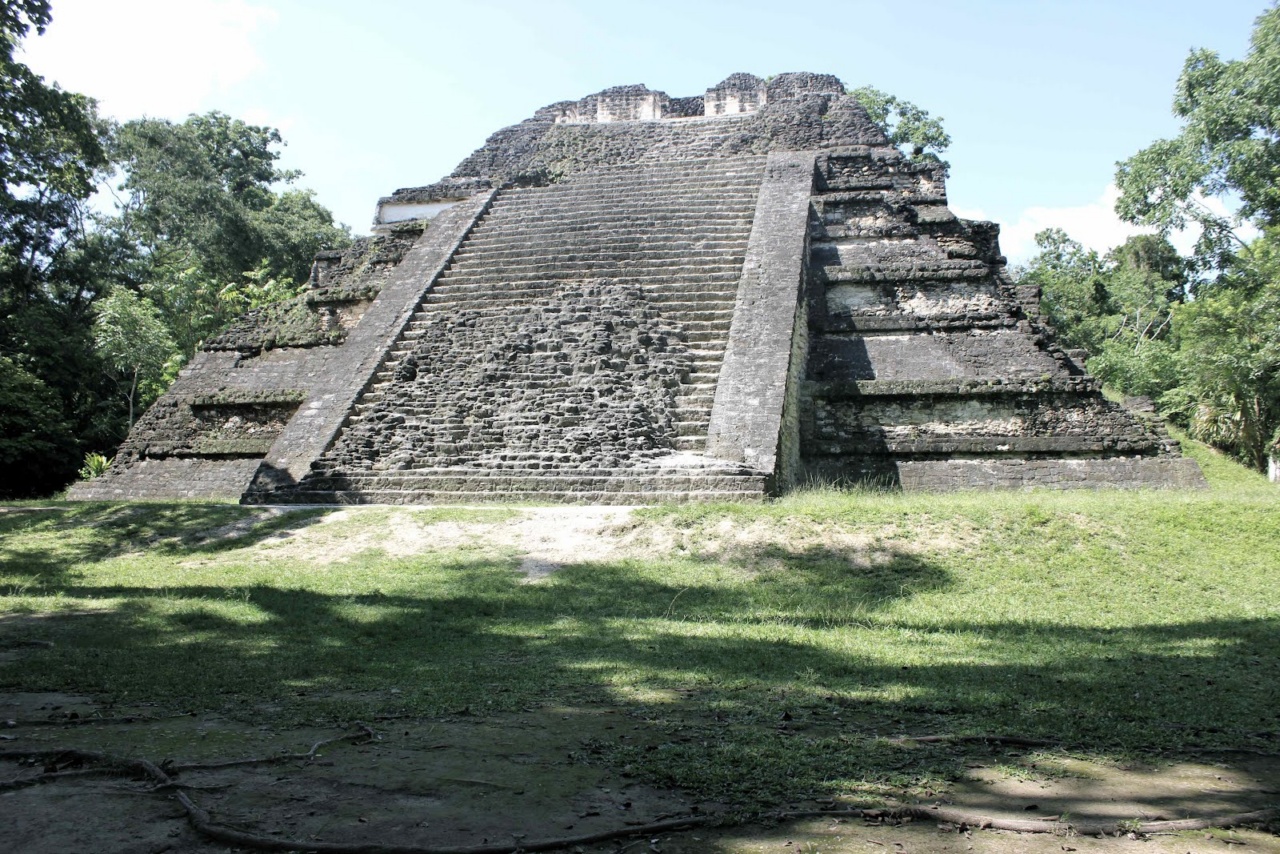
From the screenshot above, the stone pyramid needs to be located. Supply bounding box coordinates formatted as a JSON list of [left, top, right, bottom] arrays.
[[71, 73, 1205, 503]]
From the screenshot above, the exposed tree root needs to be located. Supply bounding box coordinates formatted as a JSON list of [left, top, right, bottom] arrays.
[[179, 803, 711, 854], [0, 729, 1276, 852], [167, 723, 377, 771], [779, 805, 1279, 836]]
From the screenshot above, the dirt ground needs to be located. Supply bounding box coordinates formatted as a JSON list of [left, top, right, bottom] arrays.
[[1, 506, 1277, 853], [1, 689, 1277, 854]]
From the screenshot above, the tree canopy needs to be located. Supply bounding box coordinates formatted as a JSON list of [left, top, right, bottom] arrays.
[[848, 86, 951, 169], [0, 2, 349, 497], [1018, 6, 1280, 473], [1115, 4, 1280, 268]]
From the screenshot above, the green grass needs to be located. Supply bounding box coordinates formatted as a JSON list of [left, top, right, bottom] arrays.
[[1, 444, 1276, 810]]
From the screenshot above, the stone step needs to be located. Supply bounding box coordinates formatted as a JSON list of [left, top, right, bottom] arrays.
[[820, 179, 940, 198], [814, 190, 949, 207], [484, 203, 760, 223], [532, 174, 763, 191], [493, 187, 762, 206], [817, 314, 1018, 335], [436, 273, 744, 290], [544, 166, 767, 187], [478, 199, 759, 217], [399, 320, 731, 340], [464, 222, 754, 241], [459, 233, 752, 254], [545, 161, 767, 187], [449, 240, 750, 264], [545, 164, 767, 185], [446, 250, 750, 270], [821, 260, 992, 284], [296, 470, 766, 494], [403, 309, 731, 327], [674, 420, 710, 436], [430, 276, 743, 294], [515, 170, 763, 187], [463, 222, 754, 242], [814, 222, 920, 240], [442, 258, 745, 278], [803, 436, 1153, 457], [419, 297, 742, 317], [264, 487, 765, 506], [427, 277, 742, 297], [805, 376, 1100, 400]]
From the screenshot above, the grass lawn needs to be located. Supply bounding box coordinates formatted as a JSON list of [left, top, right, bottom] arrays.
[[1, 439, 1277, 811]]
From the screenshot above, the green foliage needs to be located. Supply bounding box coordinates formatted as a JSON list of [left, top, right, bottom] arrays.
[[1019, 228, 1111, 354], [847, 85, 951, 169], [92, 287, 177, 428], [0, 354, 75, 497], [0, 0, 108, 304], [1115, 5, 1280, 269], [1020, 230, 1188, 394], [77, 451, 112, 480], [0, 1, 119, 492], [110, 112, 348, 285], [0, 4, 349, 495], [1163, 279, 1280, 470], [218, 259, 304, 316], [1020, 222, 1280, 471], [1102, 7, 1280, 471], [108, 112, 349, 354]]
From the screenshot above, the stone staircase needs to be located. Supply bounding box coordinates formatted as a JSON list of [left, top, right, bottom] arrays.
[[275, 156, 772, 503], [799, 147, 1193, 489]]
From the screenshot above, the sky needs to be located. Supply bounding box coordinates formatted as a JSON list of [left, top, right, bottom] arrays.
[[18, 0, 1271, 263]]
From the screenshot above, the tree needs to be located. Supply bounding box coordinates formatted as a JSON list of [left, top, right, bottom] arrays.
[[107, 112, 350, 354], [0, 0, 116, 491], [0, 354, 75, 498], [92, 287, 176, 430], [1115, 4, 1280, 269], [0, 5, 351, 496], [1019, 231, 1187, 399], [0, 0, 108, 304], [1019, 228, 1111, 354], [1110, 5, 1280, 471], [848, 86, 951, 169], [1163, 280, 1280, 471]]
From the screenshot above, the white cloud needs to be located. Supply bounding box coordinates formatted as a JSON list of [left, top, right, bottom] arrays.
[[19, 0, 277, 120], [957, 185, 1260, 266], [953, 185, 1148, 266]]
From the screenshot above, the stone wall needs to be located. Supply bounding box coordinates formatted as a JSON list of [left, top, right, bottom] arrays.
[[705, 151, 816, 488], [317, 281, 693, 473]]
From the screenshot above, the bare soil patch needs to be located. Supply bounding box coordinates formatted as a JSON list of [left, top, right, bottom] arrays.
[[1, 688, 1276, 854]]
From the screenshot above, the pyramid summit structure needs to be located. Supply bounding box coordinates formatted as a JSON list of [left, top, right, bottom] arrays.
[[71, 73, 1205, 503]]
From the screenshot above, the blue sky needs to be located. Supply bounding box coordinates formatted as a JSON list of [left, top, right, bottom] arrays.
[[20, 0, 1271, 262]]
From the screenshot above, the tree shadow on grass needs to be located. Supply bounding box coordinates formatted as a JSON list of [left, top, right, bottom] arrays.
[[0, 502, 338, 585], [0, 540, 1277, 812]]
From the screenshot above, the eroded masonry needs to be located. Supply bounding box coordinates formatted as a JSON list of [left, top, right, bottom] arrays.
[[72, 73, 1206, 503]]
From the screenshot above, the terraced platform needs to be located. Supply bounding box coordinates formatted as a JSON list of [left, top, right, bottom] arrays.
[[72, 72, 1203, 504]]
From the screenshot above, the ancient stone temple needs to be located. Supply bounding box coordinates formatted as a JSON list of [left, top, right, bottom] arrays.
[[71, 72, 1205, 504]]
